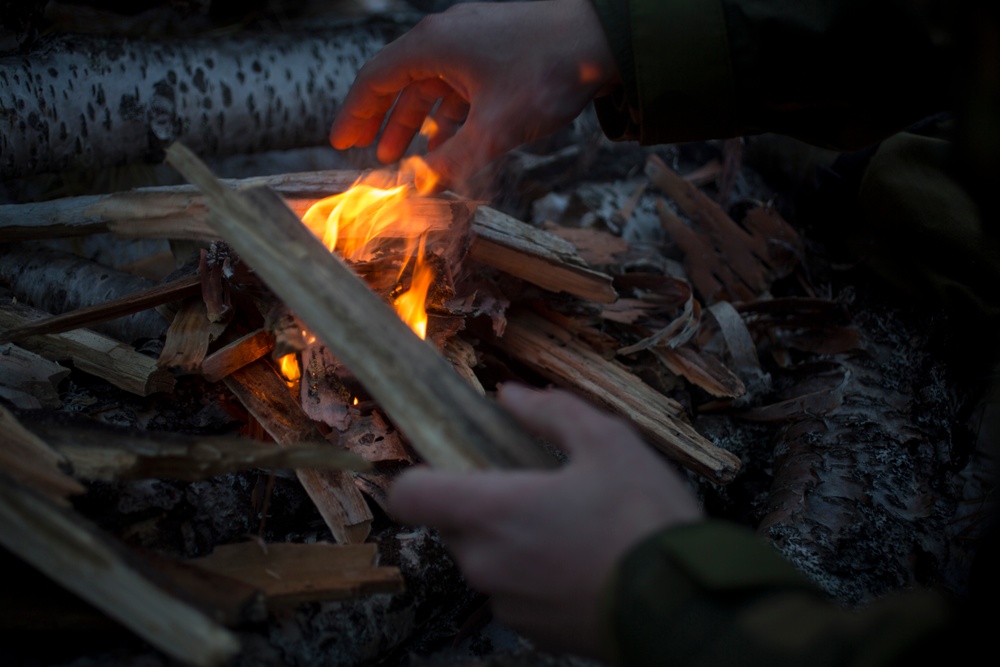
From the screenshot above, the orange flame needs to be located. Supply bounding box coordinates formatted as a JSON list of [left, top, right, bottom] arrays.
[[393, 234, 433, 340], [419, 116, 440, 144], [302, 183, 410, 259], [301, 160, 442, 339], [399, 155, 441, 196], [278, 353, 300, 382]]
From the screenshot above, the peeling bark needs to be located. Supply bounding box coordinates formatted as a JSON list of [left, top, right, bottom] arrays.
[[0, 17, 411, 179], [754, 309, 959, 606]]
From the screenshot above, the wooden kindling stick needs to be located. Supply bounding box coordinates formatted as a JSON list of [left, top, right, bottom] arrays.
[[165, 143, 556, 472]]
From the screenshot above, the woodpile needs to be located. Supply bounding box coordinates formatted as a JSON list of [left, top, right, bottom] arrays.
[[1, 129, 977, 663]]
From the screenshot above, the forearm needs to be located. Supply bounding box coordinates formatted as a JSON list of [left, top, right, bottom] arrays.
[[590, 0, 953, 149]]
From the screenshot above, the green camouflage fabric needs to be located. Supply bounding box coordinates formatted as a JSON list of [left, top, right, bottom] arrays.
[[601, 522, 958, 667], [588, 1, 999, 664]]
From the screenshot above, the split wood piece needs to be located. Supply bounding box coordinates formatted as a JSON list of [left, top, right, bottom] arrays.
[[301, 343, 358, 433], [646, 154, 770, 289], [0, 476, 240, 667], [495, 311, 741, 483], [0, 170, 458, 241], [342, 412, 413, 465], [444, 338, 486, 396], [199, 248, 233, 324], [134, 550, 267, 628], [655, 199, 754, 304], [0, 244, 171, 343], [652, 347, 746, 399], [617, 286, 701, 355], [0, 405, 85, 501], [190, 542, 403, 610], [0, 273, 200, 345], [201, 328, 275, 382], [539, 222, 631, 268], [157, 298, 228, 373], [223, 358, 373, 544], [299, 345, 413, 468], [469, 206, 618, 304], [263, 299, 310, 358], [0, 344, 71, 409], [166, 143, 556, 472], [26, 421, 369, 482], [0, 302, 176, 396]]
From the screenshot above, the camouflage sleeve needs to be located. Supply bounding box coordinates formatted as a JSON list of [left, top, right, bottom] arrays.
[[600, 521, 957, 667], [588, 0, 952, 149]]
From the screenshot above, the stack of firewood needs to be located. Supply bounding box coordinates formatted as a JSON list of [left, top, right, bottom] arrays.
[[0, 138, 971, 665]]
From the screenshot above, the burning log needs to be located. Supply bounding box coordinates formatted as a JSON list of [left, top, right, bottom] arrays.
[[494, 310, 742, 483], [0, 476, 240, 666], [189, 542, 403, 610], [0, 301, 176, 396], [165, 142, 557, 473], [223, 358, 374, 545], [0, 18, 410, 180]]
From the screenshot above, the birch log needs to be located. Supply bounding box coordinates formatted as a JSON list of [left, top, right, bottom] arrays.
[[0, 18, 409, 179], [0, 244, 169, 342]]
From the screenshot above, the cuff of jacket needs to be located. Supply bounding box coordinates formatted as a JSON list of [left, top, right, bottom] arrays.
[[599, 520, 819, 667], [590, 0, 738, 144]]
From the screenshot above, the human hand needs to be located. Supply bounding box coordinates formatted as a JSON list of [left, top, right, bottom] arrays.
[[387, 384, 704, 658], [330, 0, 619, 190]]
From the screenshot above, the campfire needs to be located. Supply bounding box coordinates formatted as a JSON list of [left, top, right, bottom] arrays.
[[0, 136, 971, 666]]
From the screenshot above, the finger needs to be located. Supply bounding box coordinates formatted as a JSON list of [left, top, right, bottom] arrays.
[[329, 24, 455, 150], [422, 112, 508, 188], [376, 79, 452, 163], [387, 467, 538, 533], [426, 92, 469, 152], [497, 384, 636, 460], [330, 88, 397, 150]]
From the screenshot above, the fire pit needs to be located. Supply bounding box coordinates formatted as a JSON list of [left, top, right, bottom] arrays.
[[0, 91, 980, 667]]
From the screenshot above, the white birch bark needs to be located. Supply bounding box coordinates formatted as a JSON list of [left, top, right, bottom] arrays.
[[0, 17, 410, 179]]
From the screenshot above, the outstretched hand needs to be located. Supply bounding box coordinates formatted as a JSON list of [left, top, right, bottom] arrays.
[[330, 0, 619, 190], [387, 384, 704, 658]]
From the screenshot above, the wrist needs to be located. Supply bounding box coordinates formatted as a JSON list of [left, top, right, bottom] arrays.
[[559, 0, 621, 93]]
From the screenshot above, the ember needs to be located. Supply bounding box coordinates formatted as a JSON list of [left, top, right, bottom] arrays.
[[278, 352, 301, 382]]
